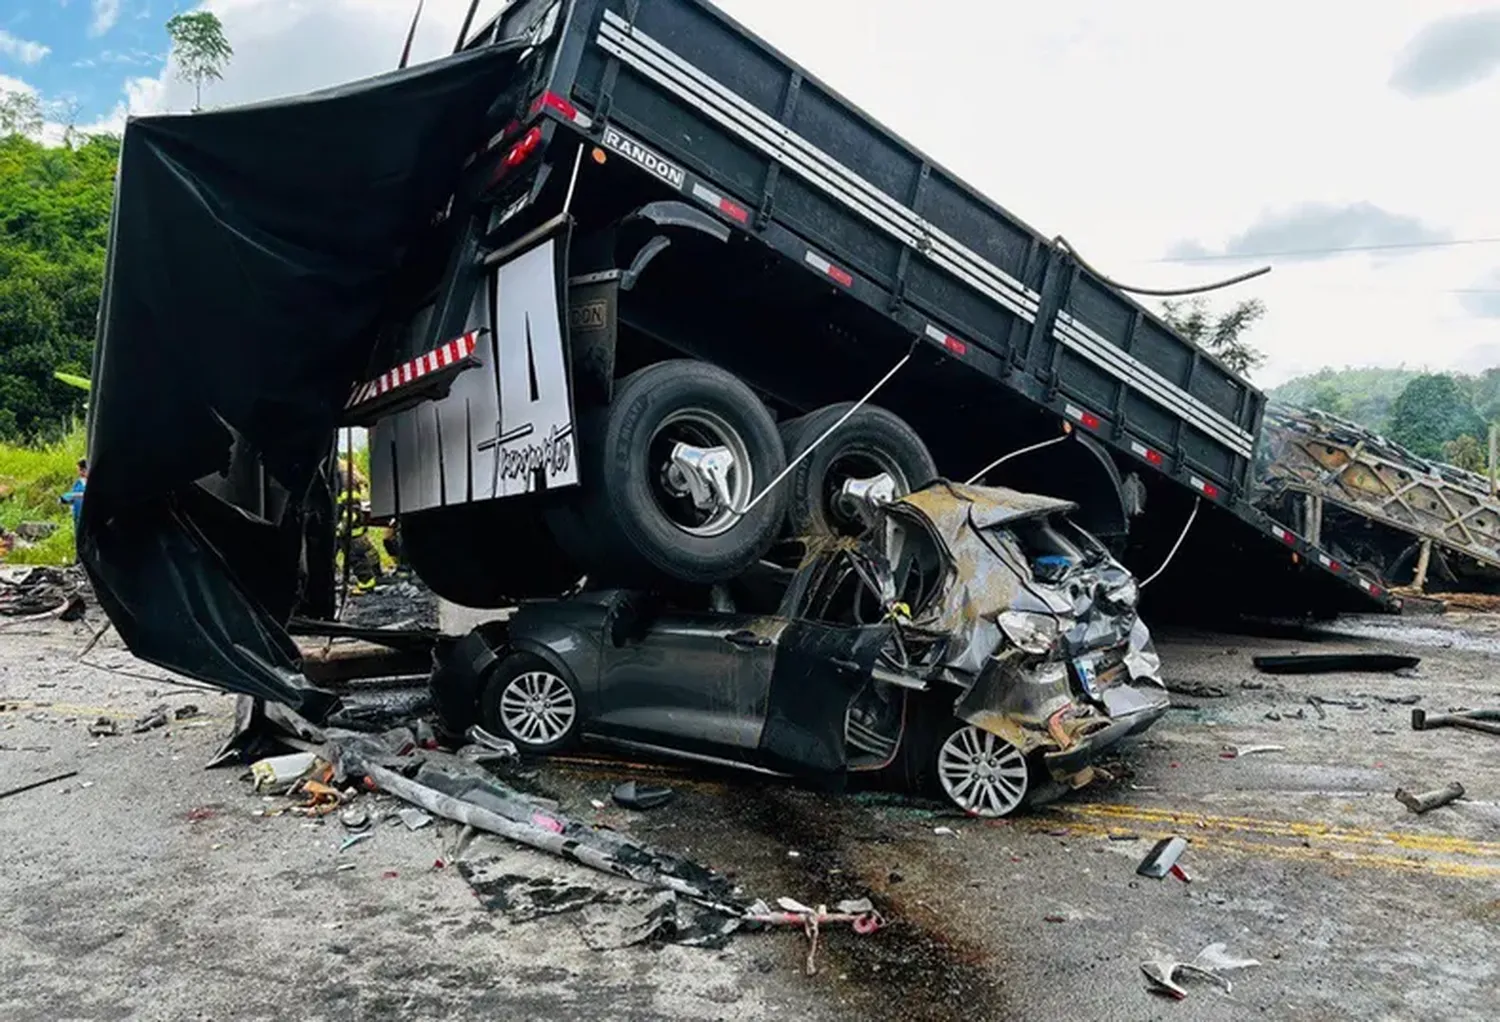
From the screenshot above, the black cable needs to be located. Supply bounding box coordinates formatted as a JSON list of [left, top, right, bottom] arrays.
[[454, 0, 483, 52], [1054, 235, 1271, 297]]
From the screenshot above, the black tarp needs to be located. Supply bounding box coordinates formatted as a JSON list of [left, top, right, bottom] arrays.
[[81, 45, 523, 714]]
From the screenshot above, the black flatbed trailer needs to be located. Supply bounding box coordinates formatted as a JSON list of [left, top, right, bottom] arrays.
[[438, 0, 1393, 616]]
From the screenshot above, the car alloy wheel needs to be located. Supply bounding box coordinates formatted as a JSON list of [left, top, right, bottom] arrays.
[[497, 669, 577, 748], [936, 725, 1029, 817]]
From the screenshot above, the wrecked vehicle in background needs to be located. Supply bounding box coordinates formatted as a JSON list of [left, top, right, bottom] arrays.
[[439, 481, 1168, 817]]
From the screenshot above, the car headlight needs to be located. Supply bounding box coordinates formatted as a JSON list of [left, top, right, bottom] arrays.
[[997, 610, 1060, 655], [1104, 579, 1138, 611]]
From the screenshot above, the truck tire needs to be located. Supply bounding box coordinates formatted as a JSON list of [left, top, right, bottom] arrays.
[[549, 359, 788, 584], [778, 403, 937, 537]]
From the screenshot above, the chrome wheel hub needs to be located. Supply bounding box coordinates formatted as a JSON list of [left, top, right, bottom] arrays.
[[937, 725, 1028, 817], [499, 670, 576, 746]]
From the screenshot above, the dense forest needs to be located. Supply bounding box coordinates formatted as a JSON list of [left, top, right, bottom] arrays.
[[0, 131, 118, 442]]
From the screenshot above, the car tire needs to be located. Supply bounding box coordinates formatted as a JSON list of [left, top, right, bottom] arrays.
[[894, 697, 1034, 818], [480, 651, 581, 754], [778, 403, 937, 538], [548, 359, 788, 585]]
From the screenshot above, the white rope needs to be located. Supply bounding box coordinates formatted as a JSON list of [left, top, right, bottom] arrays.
[[731, 350, 913, 517], [1139, 497, 1200, 589], [964, 432, 1072, 486]]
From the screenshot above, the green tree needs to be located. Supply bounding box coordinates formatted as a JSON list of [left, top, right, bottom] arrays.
[[1442, 433, 1486, 472], [1159, 296, 1267, 376], [1309, 382, 1347, 417], [1387, 373, 1485, 459], [166, 11, 234, 112], [0, 90, 43, 139], [0, 133, 119, 442]]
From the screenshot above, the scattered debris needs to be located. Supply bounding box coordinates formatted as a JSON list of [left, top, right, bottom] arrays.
[[87, 717, 118, 738], [0, 566, 88, 619], [612, 780, 674, 811], [1221, 744, 1285, 759], [397, 807, 434, 831], [1253, 653, 1420, 675], [579, 890, 744, 952], [1165, 680, 1229, 699], [934, 826, 960, 838], [1308, 697, 1328, 721], [174, 704, 201, 720], [338, 832, 373, 853], [460, 862, 608, 922], [1137, 837, 1189, 881], [0, 770, 79, 801], [1239, 679, 1267, 690], [1395, 781, 1465, 814], [337, 862, 357, 872], [1412, 707, 1500, 737], [1142, 942, 1261, 1000], [249, 752, 321, 794], [1367, 693, 1421, 706], [185, 806, 217, 822], [340, 806, 371, 831], [1264, 711, 1283, 721], [745, 898, 885, 974], [132, 704, 170, 733]]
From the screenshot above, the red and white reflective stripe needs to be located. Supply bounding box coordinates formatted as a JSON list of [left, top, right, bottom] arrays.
[[1064, 404, 1101, 431], [690, 182, 750, 224], [530, 91, 593, 129], [924, 324, 967, 356], [1357, 576, 1382, 596], [1269, 524, 1297, 546], [805, 250, 854, 287], [348, 332, 479, 408], [1317, 553, 1342, 572], [1127, 440, 1164, 466], [1189, 476, 1221, 500]]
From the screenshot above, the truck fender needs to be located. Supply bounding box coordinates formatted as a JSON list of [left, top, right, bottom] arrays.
[[625, 200, 732, 243]]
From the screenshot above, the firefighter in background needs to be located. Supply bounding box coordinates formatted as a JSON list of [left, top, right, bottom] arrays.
[[335, 455, 381, 593]]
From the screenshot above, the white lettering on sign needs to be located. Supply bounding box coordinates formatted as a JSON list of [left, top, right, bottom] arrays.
[[479, 239, 580, 498], [602, 127, 686, 189]]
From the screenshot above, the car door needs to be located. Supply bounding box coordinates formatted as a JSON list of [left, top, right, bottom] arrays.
[[592, 608, 789, 762]]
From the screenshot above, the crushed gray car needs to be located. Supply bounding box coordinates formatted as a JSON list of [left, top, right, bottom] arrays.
[[440, 481, 1169, 817]]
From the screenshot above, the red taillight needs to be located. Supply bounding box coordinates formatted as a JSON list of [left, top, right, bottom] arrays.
[[1144, 449, 1164, 466], [531, 91, 578, 121], [944, 336, 967, 356], [1079, 411, 1101, 431], [503, 126, 543, 169]]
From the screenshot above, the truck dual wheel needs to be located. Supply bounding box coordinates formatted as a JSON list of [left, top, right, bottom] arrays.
[[778, 403, 937, 537], [548, 359, 789, 585]]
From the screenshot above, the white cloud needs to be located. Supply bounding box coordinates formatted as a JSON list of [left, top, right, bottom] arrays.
[[0, 29, 51, 65], [91, 0, 123, 37], [83, 0, 1500, 387]]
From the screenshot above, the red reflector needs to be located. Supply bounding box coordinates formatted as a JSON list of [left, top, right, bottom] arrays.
[[532, 91, 578, 121], [827, 264, 854, 287], [1370, 585, 1383, 597], [719, 198, 749, 224], [1144, 449, 1163, 466], [503, 126, 543, 169], [1080, 412, 1101, 430], [1329, 560, 1342, 572], [944, 336, 967, 356], [1203, 484, 1220, 499]]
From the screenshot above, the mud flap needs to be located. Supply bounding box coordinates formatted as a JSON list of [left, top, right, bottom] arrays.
[[371, 228, 581, 518], [756, 622, 892, 786]]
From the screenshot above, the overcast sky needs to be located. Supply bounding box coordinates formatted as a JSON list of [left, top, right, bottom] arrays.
[[3, 0, 1498, 387]]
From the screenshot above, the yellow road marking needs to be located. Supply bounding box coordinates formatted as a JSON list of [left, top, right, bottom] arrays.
[[1061, 802, 1500, 858], [1035, 817, 1500, 880], [1024, 802, 1500, 880]]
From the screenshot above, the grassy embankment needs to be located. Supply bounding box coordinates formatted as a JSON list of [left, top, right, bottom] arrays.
[[0, 428, 85, 565]]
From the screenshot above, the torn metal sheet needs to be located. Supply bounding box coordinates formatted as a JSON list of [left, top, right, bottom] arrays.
[[329, 734, 742, 913], [1142, 942, 1261, 1000]]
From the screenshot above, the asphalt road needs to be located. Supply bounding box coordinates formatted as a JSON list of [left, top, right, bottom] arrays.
[[3, 609, 1499, 1021]]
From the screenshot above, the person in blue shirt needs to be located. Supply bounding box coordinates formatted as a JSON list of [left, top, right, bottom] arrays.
[[60, 459, 87, 558]]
